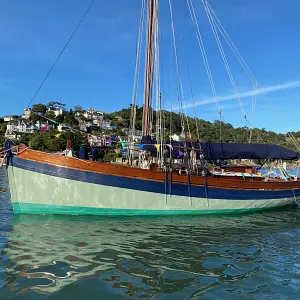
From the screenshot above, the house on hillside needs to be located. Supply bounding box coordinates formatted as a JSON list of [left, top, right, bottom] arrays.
[[101, 119, 113, 131], [123, 127, 129, 135], [4, 115, 19, 122], [82, 108, 104, 121], [5, 120, 39, 139], [34, 121, 54, 131], [57, 124, 70, 132], [47, 105, 65, 117], [78, 120, 87, 132], [170, 133, 182, 142], [87, 134, 105, 146], [5, 132, 21, 140], [93, 119, 101, 126], [118, 136, 127, 142], [22, 108, 32, 119]]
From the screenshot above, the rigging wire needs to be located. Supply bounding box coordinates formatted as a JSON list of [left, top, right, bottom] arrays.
[[130, 0, 147, 141], [159, 24, 167, 145], [248, 81, 257, 143], [153, 0, 164, 161], [182, 38, 200, 140], [27, 0, 96, 108], [169, 32, 173, 139], [186, 0, 222, 120], [202, 0, 252, 128], [167, 0, 190, 140], [174, 0, 193, 139], [171, 33, 185, 137], [204, 1, 300, 151]]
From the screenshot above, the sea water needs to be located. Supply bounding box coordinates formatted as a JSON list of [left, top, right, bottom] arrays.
[[0, 167, 300, 299]]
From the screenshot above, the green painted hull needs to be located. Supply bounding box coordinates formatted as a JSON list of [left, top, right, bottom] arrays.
[[12, 202, 276, 216]]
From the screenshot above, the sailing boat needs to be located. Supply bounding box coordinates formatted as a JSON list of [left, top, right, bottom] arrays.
[[4, 0, 300, 215]]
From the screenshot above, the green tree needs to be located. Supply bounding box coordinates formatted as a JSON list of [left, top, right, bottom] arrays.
[[64, 114, 78, 127], [0, 135, 5, 144], [103, 152, 118, 162], [32, 104, 47, 114], [18, 133, 31, 145], [29, 134, 45, 151], [55, 114, 64, 124], [0, 123, 7, 134], [74, 105, 83, 112], [44, 111, 56, 120], [43, 132, 66, 151]]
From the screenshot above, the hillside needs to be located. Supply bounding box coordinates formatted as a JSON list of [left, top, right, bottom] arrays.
[[1, 104, 299, 152], [107, 105, 299, 150]]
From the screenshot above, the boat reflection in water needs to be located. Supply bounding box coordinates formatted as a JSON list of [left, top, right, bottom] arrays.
[[3, 209, 300, 298]]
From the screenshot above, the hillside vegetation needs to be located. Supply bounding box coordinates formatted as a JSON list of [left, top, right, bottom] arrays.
[[108, 105, 299, 150], [1, 104, 299, 152]]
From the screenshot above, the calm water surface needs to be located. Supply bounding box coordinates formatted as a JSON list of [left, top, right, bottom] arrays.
[[0, 168, 300, 299]]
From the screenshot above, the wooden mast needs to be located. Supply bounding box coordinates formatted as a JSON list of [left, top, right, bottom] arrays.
[[142, 0, 155, 136]]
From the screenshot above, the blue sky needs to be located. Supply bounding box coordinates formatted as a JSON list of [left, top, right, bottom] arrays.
[[0, 0, 300, 133]]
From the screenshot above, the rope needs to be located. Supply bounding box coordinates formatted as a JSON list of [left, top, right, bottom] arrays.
[[27, 0, 96, 108], [168, 0, 189, 139], [183, 38, 200, 140], [153, 0, 161, 145], [169, 35, 173, 140], [186, 0, 222, 121], [130, 0, 146, 141], [205, 1, 300, 151], [249, 82, 257, 143], [296, 165, 299, 179], [187, 170, 192, 205], [219, 113, 222, 142], [204, 174, 209, 207], [173, 1, 192, 139], [0, 142, 29, 157], [202, 0, 252, 127], [169, 168, 173, 197], [165, 167, 168, 203]]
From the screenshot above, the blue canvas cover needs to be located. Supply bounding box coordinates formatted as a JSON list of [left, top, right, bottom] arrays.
[[141, 136, 300, 160]]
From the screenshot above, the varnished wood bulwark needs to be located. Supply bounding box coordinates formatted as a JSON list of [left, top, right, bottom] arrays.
[[16, 147, 300, 191]]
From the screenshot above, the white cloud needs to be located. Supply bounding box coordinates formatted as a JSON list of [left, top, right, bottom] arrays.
[[183, 81, 300, 110]]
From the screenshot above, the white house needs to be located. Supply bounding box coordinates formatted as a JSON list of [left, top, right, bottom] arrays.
[[5, 120, 38, 139], [48, 106, 65, 117], [170, 133, 183, 142], [57, 124, 69, 132], [4, 115, 19, 122], [101, 119, 112, 130], [22, 108, 32, 119], [87, 134, 105, 146], [5, 132, 21, 140], [6, 120, 34, 133], [83, 108, 104, 121], [6, 122, 18, 133]]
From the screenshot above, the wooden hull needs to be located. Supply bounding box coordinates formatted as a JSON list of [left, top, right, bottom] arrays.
[[6, 149, 300, 215]]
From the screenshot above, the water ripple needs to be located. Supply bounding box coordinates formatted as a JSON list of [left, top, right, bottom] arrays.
[[0, 168, 300, 299]]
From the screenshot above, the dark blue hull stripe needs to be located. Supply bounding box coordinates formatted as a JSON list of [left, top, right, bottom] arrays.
[[10, 157, 300, 200]]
